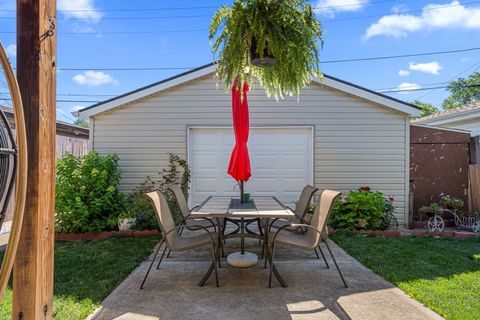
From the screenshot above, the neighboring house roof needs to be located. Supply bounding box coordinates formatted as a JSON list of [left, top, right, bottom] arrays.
[[412, 101, 480, 124], [1, 106, 89, 138], [75, 63, 421, 119]]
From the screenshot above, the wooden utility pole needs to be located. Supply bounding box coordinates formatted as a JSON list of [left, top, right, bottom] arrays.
[[13, 0, 56, 319]]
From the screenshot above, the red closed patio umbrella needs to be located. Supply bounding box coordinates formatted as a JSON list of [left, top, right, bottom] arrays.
[[227, 80, 251, 202]]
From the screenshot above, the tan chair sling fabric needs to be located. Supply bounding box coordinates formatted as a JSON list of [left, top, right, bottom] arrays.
[[294, 185, 319, 220], [146, 191, 180, 248], [170, 185, 190, 219]]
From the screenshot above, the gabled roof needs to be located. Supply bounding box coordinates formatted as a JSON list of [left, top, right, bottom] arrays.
[[76, 63, 421, 118], [412, 102, 480, 124]]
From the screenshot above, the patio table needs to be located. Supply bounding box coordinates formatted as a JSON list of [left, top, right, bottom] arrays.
[[191, 196, 295, 287]]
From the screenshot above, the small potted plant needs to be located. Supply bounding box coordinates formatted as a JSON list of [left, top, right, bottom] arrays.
[[440, 194, 464, 213], [209, 0, 324, 99], [418, 203, 445, 232], [118, 211, 136, 231]]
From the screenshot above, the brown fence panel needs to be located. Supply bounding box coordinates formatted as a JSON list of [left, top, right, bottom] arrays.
[[410, 125, 471, 219]]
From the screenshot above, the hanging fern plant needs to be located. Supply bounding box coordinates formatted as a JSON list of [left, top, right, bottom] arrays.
[[209, 0, 323, 99]]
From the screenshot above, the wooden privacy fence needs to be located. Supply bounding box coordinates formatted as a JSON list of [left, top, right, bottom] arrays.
[[469, 164, 480, 213], [410, 125, 471, 220], [12, 128, 89, 159], [56, 134, 89, 158]]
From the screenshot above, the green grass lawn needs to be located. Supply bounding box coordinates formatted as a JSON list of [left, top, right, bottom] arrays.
[[0, 237, 159, 319], [333, 235, 480, 320]]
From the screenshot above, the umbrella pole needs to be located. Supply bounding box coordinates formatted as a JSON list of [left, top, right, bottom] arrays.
[[240, 180, 244, 203]]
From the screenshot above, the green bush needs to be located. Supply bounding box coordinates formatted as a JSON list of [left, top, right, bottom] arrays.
[[379, 196, 397, 230], [55, 152, 126, 233], [122, 153, 191, 230], [330, 189, 387, 231]]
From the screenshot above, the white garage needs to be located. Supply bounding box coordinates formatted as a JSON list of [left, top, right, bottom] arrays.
[[188, 127, 313, 207], [77, 63, 420, 225]]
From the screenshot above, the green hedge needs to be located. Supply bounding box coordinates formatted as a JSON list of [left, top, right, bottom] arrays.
[[55, 152, 126, 233]]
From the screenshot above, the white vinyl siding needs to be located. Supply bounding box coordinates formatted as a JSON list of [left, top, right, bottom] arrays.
[[92, 75, 409, 225]]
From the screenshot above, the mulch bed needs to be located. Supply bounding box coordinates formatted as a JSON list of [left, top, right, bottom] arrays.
[[55, 230, 159, 241]]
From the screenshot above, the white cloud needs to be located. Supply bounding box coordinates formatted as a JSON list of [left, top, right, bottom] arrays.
[[73, 71, 118, 87], [460, 57, 469, 62], [72, 25, 96, 33], [6, 44, 16, 58], [58, 0, 102, 23], [409, 61, 442, 74], [314, 0, 367, 17], [364, 1, 480, 39], [398, 69, 410, 76], [394, 82, 421, 94], [391, 4, 409, 14]]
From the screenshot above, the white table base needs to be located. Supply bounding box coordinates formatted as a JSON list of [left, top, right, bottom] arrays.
[[227, 252, 258, 268]]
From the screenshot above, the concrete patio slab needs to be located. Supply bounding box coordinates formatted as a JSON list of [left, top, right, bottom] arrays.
[[0, 220, 11, 251], [92, 237, 443, 320]]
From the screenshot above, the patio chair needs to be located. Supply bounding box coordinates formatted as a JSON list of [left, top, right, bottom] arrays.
[[266, 190, 347, 288], [265, 185, 328, 265], [140, 190, 220, 289], [170, 184, 221, 233], [269, 185, 319, 230], [170, 185, 224, 257]]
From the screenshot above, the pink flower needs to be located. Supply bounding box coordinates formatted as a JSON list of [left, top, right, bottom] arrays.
[[359, 186, 370, 191], [389, 196, 395, 202]]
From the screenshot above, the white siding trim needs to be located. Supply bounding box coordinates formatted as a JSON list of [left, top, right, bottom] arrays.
[[79, 65, 420, 119], [404, 117, 410, 226], [413, 108, 480, 125], [79, 65, 217, 118], [321, 77, 420, 117], [89, 117, 95, 151]]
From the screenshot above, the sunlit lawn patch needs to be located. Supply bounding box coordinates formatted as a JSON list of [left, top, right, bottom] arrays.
[[0, 237, 158, 319], [333, 235, 480, 320]]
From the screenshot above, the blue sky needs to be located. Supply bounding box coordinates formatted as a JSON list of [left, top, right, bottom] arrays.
[[1, 0, 480, 123]]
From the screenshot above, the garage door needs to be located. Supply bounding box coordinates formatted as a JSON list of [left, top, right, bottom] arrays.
[[188, 127, 313, 207]]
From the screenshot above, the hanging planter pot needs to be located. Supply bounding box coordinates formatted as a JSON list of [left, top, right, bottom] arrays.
[[209, 0, 323, 99], [250, 37, 275, 67]]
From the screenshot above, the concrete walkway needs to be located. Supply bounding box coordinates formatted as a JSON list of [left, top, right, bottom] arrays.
[[0, 220, 11, 251], [92, 237, 443, 320]]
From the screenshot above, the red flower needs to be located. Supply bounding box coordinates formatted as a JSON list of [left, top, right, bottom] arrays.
[[389, 196, 395, 202], [359, 186, 370, 191]]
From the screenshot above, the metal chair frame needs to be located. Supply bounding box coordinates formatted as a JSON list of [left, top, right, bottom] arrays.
[[140, 194, 221, 289], [269, 223, 347, 288]]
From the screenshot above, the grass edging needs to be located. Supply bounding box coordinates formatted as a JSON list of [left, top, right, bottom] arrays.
[[55, 230, 159, 241]]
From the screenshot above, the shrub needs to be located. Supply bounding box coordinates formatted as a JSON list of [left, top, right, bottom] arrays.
[[379, 196, 398, 230], [330, 189, 387, 231], [123, 153, 191, 230], [55, 152, 126, 233]]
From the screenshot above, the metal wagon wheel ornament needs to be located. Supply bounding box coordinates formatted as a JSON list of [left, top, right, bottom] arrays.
[[0, 42, 28, 300], [427, 215, 445, 232]]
